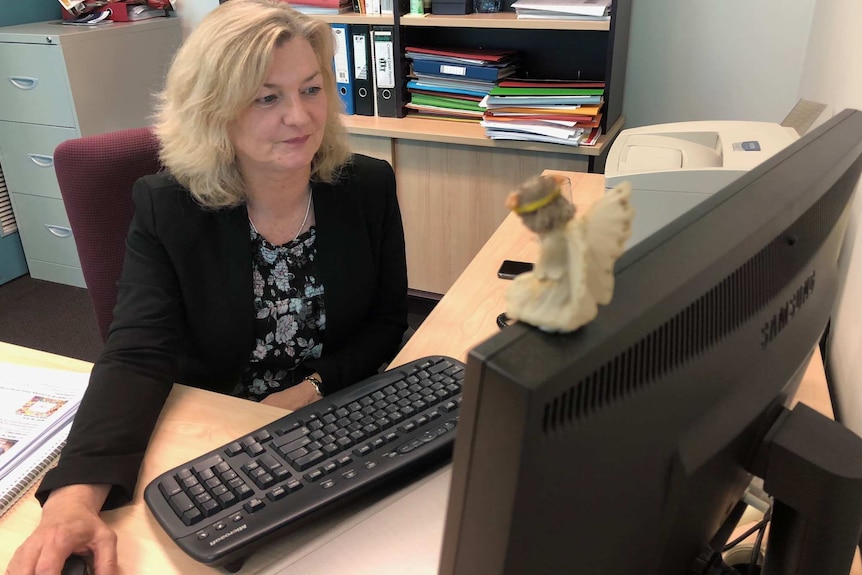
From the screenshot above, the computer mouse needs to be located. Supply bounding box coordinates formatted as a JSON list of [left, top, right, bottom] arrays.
[[61, 555, 91, 575]]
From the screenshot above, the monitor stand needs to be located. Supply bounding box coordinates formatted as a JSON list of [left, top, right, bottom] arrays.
[[751, 403, 862, 574]]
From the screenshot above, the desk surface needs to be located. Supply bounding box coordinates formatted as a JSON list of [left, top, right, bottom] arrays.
[[1, 171, 857, 574]]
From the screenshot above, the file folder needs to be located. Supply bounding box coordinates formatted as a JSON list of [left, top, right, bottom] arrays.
[[372, 26, 406, 118], [410, 59, 517, 82], [349, 24, 375, 116], [331, 23, 355, 115]]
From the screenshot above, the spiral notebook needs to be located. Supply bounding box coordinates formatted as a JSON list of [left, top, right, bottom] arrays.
[[0, 428, 69, 516], [0, 363, 90, 517]]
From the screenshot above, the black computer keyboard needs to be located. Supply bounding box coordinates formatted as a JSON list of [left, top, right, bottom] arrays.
[[144, 355, 465, 566]]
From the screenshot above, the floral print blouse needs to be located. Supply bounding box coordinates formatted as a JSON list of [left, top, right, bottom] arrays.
[[234, 225, 326, 401]]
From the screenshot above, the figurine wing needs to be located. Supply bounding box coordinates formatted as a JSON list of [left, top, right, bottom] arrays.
[[580, 181, 635, 305]]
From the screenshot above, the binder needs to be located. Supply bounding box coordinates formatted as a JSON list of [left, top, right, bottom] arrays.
[[330, 23, 355, 115], [349, 24, 375, 116], [371, 26, 406, 118], [411, 58, 518, 82]]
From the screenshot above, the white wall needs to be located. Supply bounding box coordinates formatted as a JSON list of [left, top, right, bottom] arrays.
[[172, 0, 220, 37], [622, 0, 816, 128], [798, 0, 862, 434]]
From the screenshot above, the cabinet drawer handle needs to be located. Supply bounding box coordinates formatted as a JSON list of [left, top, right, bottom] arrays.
[[28, 154, 54, 168], [8, 76, 39, 90], [45, 225, 73, 238]]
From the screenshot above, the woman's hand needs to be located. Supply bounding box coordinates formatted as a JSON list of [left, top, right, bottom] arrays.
[[260, 378, 322, 411], [7, 484, 117, 575]]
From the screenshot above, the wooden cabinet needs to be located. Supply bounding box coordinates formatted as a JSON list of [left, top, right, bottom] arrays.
[[0, 18, 181, 287], [321, 5, 631, 294]]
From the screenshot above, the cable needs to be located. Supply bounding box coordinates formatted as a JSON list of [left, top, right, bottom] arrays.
[[748, 506, 772, 574], [722, 517, 769, 552]]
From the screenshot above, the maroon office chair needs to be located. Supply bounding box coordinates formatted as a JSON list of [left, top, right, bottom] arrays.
[[54, 127, 161, 341]]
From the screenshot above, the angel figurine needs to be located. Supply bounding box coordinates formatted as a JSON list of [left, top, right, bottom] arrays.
[[504, 174, 634, 333]]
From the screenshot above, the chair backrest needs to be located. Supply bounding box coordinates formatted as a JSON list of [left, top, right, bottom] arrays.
[[54, 127, 161, 341]]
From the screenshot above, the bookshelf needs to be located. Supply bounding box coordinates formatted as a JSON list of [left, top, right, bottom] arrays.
[[324, 4, 630, 295]]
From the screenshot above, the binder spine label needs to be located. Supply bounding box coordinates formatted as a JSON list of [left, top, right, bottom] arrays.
[[353, 35, 369, 81], [373, 31, 395, 89], [440, 65, 466, 77], [333, 27, 350, 85]]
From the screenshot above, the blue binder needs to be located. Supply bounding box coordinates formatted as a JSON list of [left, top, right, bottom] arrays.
[[331, 23, 355, 115], [411, 58, 514, 83]]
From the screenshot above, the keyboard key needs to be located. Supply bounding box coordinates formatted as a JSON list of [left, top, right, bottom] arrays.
[[243, 498, 265, 514], [439, 400, 458, 413], [159, 477, 182, 499], [235, 484, 254, 500], [259, 453, 282, 472], [429, 361, 451, 374], [182, 508, 203, 526], [304, 469, 324, 482], [273, 467, 292, 481], [273, 426, 310, 448], [320, 479, 336, 489], [254, 473, 275, 489], [201, 499, 221, 517], [308, 419, 323, 431], [193, 455, 224, 474], [218, 491, 237, 507], [181, 476, 200, 489], [267, 486, 287, 501], [353, 444, 372, 457], [169, 492, 196, 516], [284, 447, 309, 463], [293, 450, 324, 470]]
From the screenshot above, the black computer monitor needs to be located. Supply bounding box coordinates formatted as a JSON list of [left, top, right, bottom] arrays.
[[439, 109, 862, 575]]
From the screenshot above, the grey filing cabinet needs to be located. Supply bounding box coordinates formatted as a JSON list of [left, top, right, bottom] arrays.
[[0, 18, 181, 287]]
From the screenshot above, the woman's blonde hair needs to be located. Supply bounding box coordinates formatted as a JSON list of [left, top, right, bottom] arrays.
[[154, 0, 352, 208]]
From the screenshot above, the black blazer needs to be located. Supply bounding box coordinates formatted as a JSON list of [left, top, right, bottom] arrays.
[[38, 154, 408, 508]]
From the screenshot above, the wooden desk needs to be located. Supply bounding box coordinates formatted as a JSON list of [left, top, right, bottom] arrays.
[[1, 172, 855, 574]]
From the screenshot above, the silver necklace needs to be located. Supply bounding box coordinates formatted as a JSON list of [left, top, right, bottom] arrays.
[[249, 191, 313, 243]]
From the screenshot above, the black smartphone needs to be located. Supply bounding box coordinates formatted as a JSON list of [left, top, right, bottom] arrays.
[[497, 260, 533, 280]]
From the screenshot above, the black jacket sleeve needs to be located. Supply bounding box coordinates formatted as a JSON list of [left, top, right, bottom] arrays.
[[37, 178, 185, 509]]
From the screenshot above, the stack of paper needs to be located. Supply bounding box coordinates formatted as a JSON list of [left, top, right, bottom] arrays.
[[404, 46, 521, 122], [511, 0, 611, 20], [0, 363, 90, 516], [480, 79, 604, 146], [290, 0, 354, 14]]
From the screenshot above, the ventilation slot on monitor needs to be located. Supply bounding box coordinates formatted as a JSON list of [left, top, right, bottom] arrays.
[[542, 175, 856, 435]]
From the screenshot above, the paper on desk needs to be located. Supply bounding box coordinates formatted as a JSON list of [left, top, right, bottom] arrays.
[[0, 363, 90, 482]]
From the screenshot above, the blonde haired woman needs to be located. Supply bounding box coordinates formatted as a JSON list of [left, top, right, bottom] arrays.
[[9, 1, 407, 573]]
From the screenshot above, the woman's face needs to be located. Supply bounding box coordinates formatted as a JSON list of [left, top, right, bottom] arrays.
[[229, 37, 328, 179]]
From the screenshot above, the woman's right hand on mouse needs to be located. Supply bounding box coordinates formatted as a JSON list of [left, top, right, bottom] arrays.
[[6, 484, 118, 575]]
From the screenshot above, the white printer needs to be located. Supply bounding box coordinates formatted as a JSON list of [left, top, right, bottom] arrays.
[[605, 121, 799, 248]]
